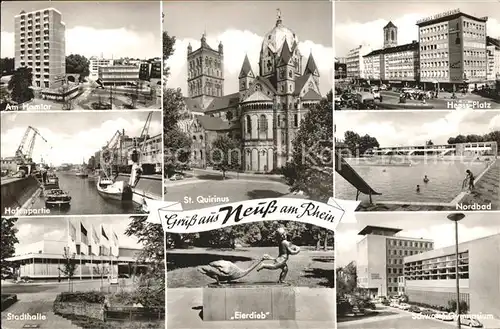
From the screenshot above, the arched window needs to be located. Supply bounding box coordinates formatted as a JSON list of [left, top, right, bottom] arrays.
[[246, 115, 251, 134], [200, 135, 203, 140], [277, 115, 281, 128], [193, 135, 197, 140], [391, 30, 395, 41], [294, 114, 298, 127], [259, 115, 268, 132], [200, 150, 203, 159]]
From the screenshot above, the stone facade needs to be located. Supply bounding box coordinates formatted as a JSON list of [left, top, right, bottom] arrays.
[[183, 11, 323, 173]]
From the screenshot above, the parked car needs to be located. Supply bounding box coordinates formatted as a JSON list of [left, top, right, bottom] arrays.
[[421, 309, 436, 317], [398, 303, 411, 311], [461, 316, 483, 328], [381, 299, 390, 306], [440, 312, 454, 321], [409, 305, 421, 313], [169, 173, 184, 181], [380, 84, 387, 90], [390, 302, 400, 308]]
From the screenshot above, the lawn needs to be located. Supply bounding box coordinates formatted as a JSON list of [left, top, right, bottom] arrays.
[[166, 247, 334, 288]]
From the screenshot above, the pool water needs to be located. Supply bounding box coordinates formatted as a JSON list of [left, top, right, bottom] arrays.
[[335, 158, 490, 203]]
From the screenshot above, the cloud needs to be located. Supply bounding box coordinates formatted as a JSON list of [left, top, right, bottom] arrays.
[[166, 29, 333, 95], [335, 112, 499, 147], [0, 117, 162, 166], [1, 31, 14, 57], [1, 28, 159, 59], [335, 15, 500, 57], [335, 14, 421, 56]]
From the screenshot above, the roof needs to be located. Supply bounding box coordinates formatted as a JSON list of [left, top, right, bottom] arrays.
[[183, 97, 203, 113], [302, 89, 322, 101], [278, 39, 293, 66], [255, 76, 277, 94], [364, 41, 419, 57], [384, 21, 397, 29], [238, 55, 254, 79], [358, 225, 402, 236], [205, 92, 240, 112], [242, 90, 273, 103], [487, 36, 500, 48], [416, 11, 487, 27], [293, 74, 312, 96], [304, 54, 319, 76], [196, 116, 232, 131]]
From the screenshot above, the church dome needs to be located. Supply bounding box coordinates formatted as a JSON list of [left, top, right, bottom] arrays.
[[261, 11, 299, 54]]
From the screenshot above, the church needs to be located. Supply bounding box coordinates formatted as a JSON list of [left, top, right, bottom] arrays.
[[181, 10, 323, 173]]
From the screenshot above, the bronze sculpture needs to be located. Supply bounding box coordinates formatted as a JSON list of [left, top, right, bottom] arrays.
[[256, 227, 300, 283], [198, 227, 300, 284]]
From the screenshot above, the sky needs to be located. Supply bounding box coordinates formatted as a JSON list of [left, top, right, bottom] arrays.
[[0, 1, 161, 59], [335, 111, 500, 146], [336, 211, 500, 267], [164, 1, 333, 96], [335, 1, 500, 56], [0, 111, 162, 166], [13, 216, 142, 254]]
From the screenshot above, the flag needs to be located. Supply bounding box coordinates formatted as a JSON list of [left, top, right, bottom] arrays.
[[69, 222, 76, 242], [101, 226, 109, 240], [92, 226, 100, 244], [113, 232, 118, 245], [80, 223, 88, 244]]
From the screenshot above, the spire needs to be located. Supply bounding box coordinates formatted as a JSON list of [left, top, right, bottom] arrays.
[[304, 52, 319, 76], [276, 8, 282, 26], [238, 54, 253, 79], [278, 39, 292, 66], [201, 33, 206, 46]]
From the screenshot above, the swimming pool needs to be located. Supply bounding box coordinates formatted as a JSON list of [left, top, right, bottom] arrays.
[[335, 157, 491, 203]]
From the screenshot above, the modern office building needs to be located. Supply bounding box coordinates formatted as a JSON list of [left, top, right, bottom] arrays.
[[417, 9, 488, 91], [356, 226, 434, 297], [369, 141, 498, 157], [98, 65, 140, 86], [14, 8, 66, 89], [6, 218, 149, 280], [89, 57, 114, 80], [402, 234, 500, 318], [346, 44, 373, 79], [486, 37, 500, 83]]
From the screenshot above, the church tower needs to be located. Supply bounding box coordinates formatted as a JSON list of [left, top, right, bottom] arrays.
[[383, 21, 398, 48], [238, 54, 255, 102], [186, 33, 224, 110], [304, 52, 320, 87]]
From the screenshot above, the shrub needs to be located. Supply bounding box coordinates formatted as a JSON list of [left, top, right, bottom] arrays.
[[55, 291, 105, 304]]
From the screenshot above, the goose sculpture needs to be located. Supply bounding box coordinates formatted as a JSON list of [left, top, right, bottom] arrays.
[[197, 257, 265, 285]]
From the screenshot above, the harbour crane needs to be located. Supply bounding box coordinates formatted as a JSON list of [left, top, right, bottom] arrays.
[[130, 111, 154, 174], [15, 126, 50, 164], [100, 130, 123, 179]]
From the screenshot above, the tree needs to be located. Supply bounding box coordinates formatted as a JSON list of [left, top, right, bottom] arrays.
[[425, 140, 434, 146], [447, 299, 469, 314], [225, 110, 233, 121], [125, 216, 165, 308], [8, 67, 34, 104], [66, 54, 90, 80], [209, 135, 241, 179], [283, 97, 333, 202], [1, 217, 19, 279], [59, 83, 74, 110], [336, 261, 357, 297], [59, 247, 77, 292], [163, 87, 184, 131], [163, 30, 175, 80], [0, 57, 15, 75], [343, 131, 379, 157], [164, 128, 192, 177]]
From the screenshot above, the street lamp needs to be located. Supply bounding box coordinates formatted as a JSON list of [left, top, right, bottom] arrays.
[[447, 212, 465, 329]]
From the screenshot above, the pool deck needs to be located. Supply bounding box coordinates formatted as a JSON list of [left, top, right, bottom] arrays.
[[356, 159, 499, 212]]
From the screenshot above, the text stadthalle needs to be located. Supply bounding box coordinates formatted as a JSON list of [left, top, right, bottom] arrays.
[[6, 313, 47, 321]]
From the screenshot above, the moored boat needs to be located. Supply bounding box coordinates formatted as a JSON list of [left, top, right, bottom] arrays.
[[96, 176, 132, 201], [75, 172, 88, 178], [45, 189, 71, 207]]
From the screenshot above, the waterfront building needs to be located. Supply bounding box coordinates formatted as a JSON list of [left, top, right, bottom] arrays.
[[15, 8, 66, 89], [89, 57, 114, 81], [486, 37, 500, 83], [417, 9, 488, 91], [182, 11, 323, 172], [356, 225, 434, 297], [347, 44, 373, 79], [368, 141, 498, 157], [127, 133, 162, 170], [403, 233, 500, 318], [98, 65, 140, 86], [6, 219, 149, 280]]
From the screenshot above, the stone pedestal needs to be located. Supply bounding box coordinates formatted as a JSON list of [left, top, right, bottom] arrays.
[[202, 282, 295, 321]]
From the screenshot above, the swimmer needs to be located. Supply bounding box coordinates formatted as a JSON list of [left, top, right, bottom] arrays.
[[423, 175, 429, 183], [416, 185, 420, 193]]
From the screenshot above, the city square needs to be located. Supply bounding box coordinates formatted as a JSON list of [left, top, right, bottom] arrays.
[[335, 3, 500, 110], [0, 1, 162, 111]]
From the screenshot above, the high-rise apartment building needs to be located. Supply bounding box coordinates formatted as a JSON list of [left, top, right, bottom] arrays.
[[346, 45, 373, 79], [14, 8, 66, 89], [356, 226, 434, 298], [417, 9, 488, 90]]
